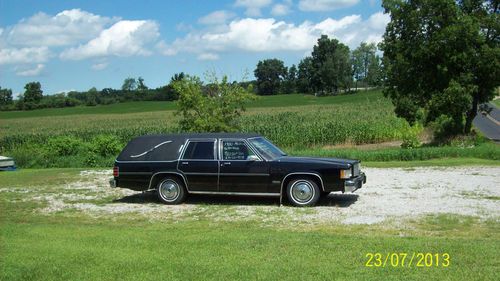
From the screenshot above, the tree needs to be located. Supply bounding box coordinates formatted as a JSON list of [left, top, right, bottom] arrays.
[[283, 64, 298, 94], [297, 57, 315, 93], [173, 74, 254, 132], [366, 54, 383, 87], [352, 42, 379, 88], [121, 77, 137, 91], [310, 35, 352, 94], [170, 72, 185, 84], [381, 0, 500, 135], [0, 87, 13, 106], [23, 82, 43, 103], [254, 59, 287, 95], [137, 77, 148, 91]]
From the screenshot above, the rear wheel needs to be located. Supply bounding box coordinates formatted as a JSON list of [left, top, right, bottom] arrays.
[[157, 177, 186, 204], [286, 178, 320, 207]]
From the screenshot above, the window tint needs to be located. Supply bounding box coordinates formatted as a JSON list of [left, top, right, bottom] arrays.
[[182, 141, 214, 160], [222, 140, 257, 160]]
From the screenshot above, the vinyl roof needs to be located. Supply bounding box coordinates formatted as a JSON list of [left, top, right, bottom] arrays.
[[116, 133, 262, 162]]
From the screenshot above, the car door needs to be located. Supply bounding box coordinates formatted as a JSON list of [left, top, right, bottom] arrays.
[[177, 139, 218, 191], [218, 139, 270, 193]]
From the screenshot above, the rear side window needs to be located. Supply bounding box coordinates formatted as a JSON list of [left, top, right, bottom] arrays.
[[182, 141, 215, 160]]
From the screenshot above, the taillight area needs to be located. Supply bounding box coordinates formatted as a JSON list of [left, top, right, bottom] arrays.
[[113, 166, 119, 177]]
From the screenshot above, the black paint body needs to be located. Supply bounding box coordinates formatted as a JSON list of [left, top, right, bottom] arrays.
[[113, 133, 364, 195]]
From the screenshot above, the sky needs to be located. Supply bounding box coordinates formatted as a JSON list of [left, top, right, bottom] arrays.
[[0, 0, 388, 96]]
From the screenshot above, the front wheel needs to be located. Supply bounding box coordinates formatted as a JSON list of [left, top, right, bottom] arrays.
[[286, 178, 320, 207], [157, 177, 186, 204]]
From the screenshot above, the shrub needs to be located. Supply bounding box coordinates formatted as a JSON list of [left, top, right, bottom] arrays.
[[46, 136, 83, 156], [401, 134, 421, 149], [90, 135, 122, 157]]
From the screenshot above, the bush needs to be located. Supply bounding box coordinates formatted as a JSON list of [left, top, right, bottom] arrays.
[[432, 115, 464, 142], [401, 134, 421, 149], [46, 136, 83, 156], [90, 135, 122, 157]]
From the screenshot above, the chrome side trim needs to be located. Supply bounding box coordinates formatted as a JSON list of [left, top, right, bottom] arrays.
[[115, 160, 178, 163], [183, 172, 218, 176], [148, 171, 189, 191], [219, 173, 270, 176], [119, 172, 152, 175], [130, 141, 172, 158], [188, 191, 280, 197], [279, 172, 325, 205]]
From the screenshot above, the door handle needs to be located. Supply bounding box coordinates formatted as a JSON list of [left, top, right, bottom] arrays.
[[221, 162, 231, 166], [181, 161, 189, 165]]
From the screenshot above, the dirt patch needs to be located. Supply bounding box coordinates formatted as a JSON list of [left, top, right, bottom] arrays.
[[2, 168, 499, 225]]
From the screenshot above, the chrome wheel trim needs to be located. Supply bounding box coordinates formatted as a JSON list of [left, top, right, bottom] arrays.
[[158, 180, 180, 202], [290, 180, 315, 203]]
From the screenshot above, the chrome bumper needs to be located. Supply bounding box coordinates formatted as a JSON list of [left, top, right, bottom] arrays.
[[344, 172, 366, 193], [109, 178, 117, 188]]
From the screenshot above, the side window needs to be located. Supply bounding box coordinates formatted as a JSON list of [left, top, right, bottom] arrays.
[[222, 140, 257, 160], [182, 141, 215, 160]]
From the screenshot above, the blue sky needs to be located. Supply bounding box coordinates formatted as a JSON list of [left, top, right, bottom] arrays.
[[0, 0, 387, 96]]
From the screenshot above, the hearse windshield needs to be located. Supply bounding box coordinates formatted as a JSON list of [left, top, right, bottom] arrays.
[[249, 137, 287, 160]]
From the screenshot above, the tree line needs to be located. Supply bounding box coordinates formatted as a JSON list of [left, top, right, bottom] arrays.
[[254, 36, 383, 95], [0, 35, 384, 111], [0, 74, 185, 111]]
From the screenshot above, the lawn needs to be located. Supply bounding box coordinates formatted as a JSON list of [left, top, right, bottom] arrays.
[[0, 169, 498, 280]]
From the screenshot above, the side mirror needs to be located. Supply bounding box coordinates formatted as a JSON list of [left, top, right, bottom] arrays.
[[247, 155, 260, 161]]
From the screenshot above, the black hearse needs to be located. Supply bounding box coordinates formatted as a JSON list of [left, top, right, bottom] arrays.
[[110, 133, 366, 207]]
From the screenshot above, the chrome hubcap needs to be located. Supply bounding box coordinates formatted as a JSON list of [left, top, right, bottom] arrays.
[[159, 180, 179, 201], [291, 181, 314, 203]]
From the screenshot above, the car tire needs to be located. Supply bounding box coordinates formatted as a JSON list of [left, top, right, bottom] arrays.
[[157, 177, 186, 204], [286, 178, 320, 207]]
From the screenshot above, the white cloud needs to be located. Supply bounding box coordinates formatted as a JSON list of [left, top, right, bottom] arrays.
[[271, 2, 292, 16], [15, 64, 45, 76], [299, 0, 359, 11], [91, 62, 108, 70], [198, 10, 236, 25], [197, 53, 219, 61], [0, 47, 50, 65], [60, 20, 160, 60], [5, 9, 115, 47], [158, 12, 389, 57], [234, 0, 273, 17]]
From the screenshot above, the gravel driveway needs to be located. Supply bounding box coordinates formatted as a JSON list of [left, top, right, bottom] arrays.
[[4, 167, 499, 225]]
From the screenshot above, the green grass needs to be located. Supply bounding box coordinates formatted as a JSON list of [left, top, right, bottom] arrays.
[[0, 91, 381, 119], [493, 99, 500, 108], [1, 169, 499, 280]]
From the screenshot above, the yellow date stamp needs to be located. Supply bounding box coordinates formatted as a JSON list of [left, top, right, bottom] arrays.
[[365, 253, 450, 268]]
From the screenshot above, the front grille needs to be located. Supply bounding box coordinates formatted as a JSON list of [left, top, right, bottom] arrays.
[[353, 163, 360, 176]]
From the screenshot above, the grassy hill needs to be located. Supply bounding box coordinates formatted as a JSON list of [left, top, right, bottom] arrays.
[[0, 90, 382, 119]]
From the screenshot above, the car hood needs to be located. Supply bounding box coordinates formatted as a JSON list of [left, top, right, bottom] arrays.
[[275, 156, 358, 167]]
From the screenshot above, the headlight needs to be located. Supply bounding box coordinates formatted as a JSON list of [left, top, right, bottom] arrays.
[[340, 168, 352, 179]]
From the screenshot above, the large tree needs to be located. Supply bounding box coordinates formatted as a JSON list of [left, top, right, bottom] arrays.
[[352, 42, 382, 88], [254, 58, 287, 95], [381, 0, 500, 134], [23, 82, 43, 103], [311, 35, 352, 94], [297, 57, 315, 93]]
